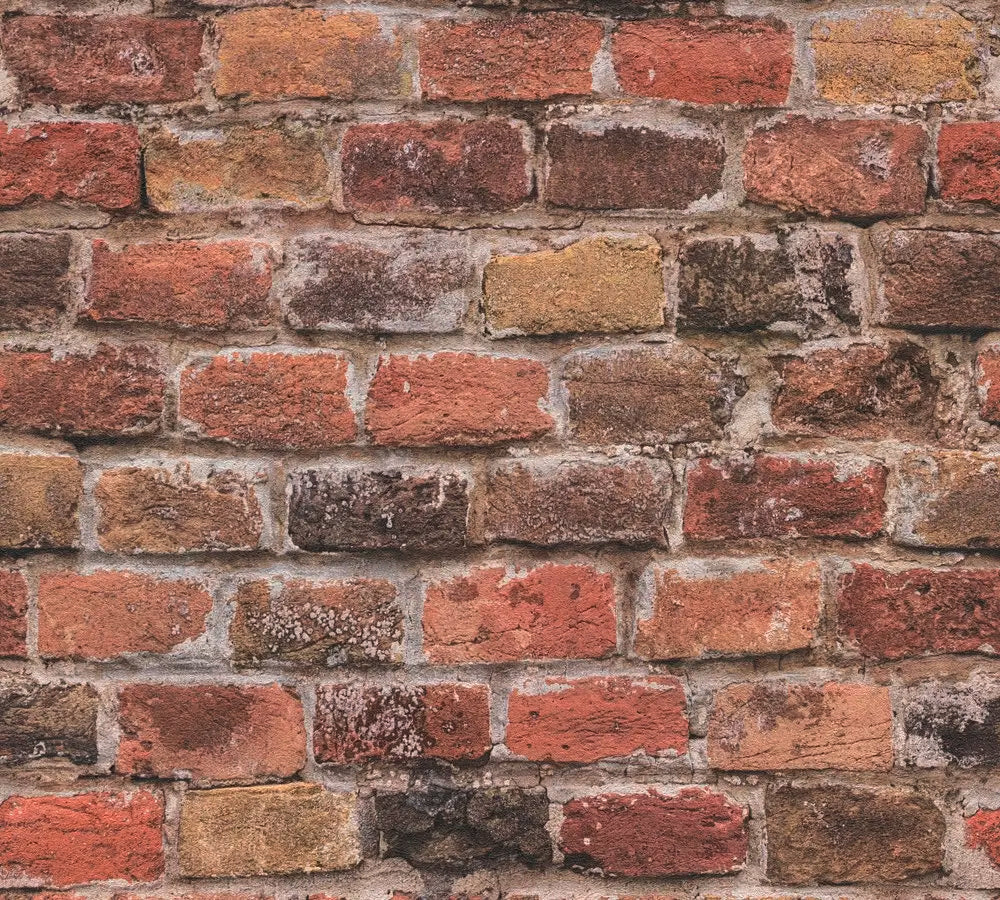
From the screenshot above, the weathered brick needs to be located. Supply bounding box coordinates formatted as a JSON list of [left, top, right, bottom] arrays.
[[875, 229, 1000, 330], [283, 234, 474, 333], [811, 8, 979, 105], [341, 120, 530, 213], [766, 785, 944, 884], [2, 16, 203, 104], [38, 571, 212, 660], [506, 676, 687, 763], [560, 788, 747, 877], [423, 564, 617, 664], [375, 787, 549, 869], [231, 577, 401, 667], [635, 559, 821, 660], [612, 17, 792, 105], [900, 679, 1000, 768], [419, 14, 601, 101], [180, 351, 355, 450], [0, 791, 164, 887], [367, 353, 551, 447], [143, 124, 330, 212], [939, 122, 1000, 206], [96, 465, 263, 554], [838, 564, 1000, 660], [118, 684, 305, 784], [895, 452, 1000, 549], [486, 458, 671, 546], [563, 344, 743, 445], [0, 454, 81, 550], [484, 235, 664, 336], [216, 9, 403, 102], [179, 783, 359, 877], [707, 681, 892, 771], [0, 571, 28, 658], [0, 345, 164, 438], [0, 234, 72, 330], [744, 118, 927, 218], [0, 678, 97, 765], [678, 229, 860, 331], [771, 342, 938, 440], [980, 350, 1000, 422], [544, 123, 724, 210], [314, 683, 491, 764], [86, 240, 273, 330], [0, 122, 139, 210], [684, 455, 886, 541], [288, 468, 469, 552]]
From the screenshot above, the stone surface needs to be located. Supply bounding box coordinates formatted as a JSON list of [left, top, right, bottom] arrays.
[[484, 235, 664, 335]]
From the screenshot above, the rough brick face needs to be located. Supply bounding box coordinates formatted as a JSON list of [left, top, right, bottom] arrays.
[[3, 17, 203, 104], [0, 234, 72, 330], [0, 122, 139, 210], [0, 571, 28, 658], [544, 124, 724, 210], [0, 679, 98, 765], [215, 9, 404, 102], [939, 123, 1000, 206], [342, 120, 530, 213], [38, 571, 212, 660], [117, 684, 306, 784], [744, 118, 927, 219], [612, 17, 792, 105], [707, 681, 893, 771], [980, 350, 1000, 422], [180, 351, 355, 449], [0, 345, 164, 438], [0, 454, 82, 550], [505, 676, 687, 763], [684, 455, 887, 541], [367, 353, 551, 447], [423, 564, 617, 664], [419, 15, 601, 101], [314, 683, 491, 763], [559, 789, 747, 877], [0, 791, 164, 886], [900, 680, 1000, 769], [86, 241, 273, 330]]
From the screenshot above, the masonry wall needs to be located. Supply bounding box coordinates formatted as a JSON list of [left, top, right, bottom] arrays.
[[0, 0, 999, 897]]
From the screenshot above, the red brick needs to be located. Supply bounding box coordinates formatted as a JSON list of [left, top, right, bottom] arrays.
[[939, 122, 1000, 206], [38, 570, 213, 660], [967, 808, 1000, 867], [86, 240, 273, 330], [981, 350, 1000, 422], [118, 684, 306, 784], [506, 676, 687, 763], [559, 788, 747, 877], [0, 345, 163, 438], [544, 123, 725, 210], [180, 351, 355, 450], [0, 791, 164, 886], [423, 564, 617, 664], [2, 16, 203, 105], [0, 570, 27, 658], [635, 559, 821, 660], [612, 17, 792, 105], [418, 14, 601, 101], [838, 564, 1000, 660], [341, 120, 531, 213], [0, 122, 139, 210], [366, 352, 551, 447], [215, 9, 404, 102], [314, 683, 491, 763], [707, 681, 893, 771], [96, 465, 263, 554], [744, 117, 927, 218], [684, 455, 887, 541]]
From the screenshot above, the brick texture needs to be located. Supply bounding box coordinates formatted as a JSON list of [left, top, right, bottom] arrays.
[[1, 2, 996, 895]]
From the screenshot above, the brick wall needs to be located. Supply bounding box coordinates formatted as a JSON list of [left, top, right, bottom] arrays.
[[0, 0, 998, 896]]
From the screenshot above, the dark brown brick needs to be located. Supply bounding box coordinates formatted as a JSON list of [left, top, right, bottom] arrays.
[[288, 468, 470, 552], [0, 234, 72, 330], [766, 785, 945, 884], [544, 123, 724, 210], [0, 571, 27, 658], [0, 678, 98, 765]]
